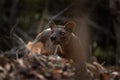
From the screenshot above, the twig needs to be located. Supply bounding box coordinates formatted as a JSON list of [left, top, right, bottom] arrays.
[[13, 34, 26, 47], [8, 0, 19, 28], [47, 4, 73, 25], [50, 4, 73, 21], [93, 62, 108, 74], [11, 34, 27, 59], [16, 27, 32, 41], [10, 20, 19, 37], [37, 0, 49, 33]]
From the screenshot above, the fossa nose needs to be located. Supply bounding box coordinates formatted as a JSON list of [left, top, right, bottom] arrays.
[[50, 36, 56, 41]]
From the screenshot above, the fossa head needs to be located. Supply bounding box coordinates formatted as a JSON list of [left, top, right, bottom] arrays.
[[49, 21, 76, 45]]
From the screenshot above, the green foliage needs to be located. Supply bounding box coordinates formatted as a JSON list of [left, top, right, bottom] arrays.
[[93, 43, 115, 65]]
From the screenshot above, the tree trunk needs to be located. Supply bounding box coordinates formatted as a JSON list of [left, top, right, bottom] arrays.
[[68, 0, 98, 62]]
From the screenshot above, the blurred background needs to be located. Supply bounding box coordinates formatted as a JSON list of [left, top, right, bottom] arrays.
[[0, 0, 119, 66]]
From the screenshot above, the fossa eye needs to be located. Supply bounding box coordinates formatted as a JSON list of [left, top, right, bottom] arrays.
[[60, 31, 65, 35]]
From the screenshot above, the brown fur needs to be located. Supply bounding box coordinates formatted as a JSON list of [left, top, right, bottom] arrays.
[[34, 21, 90, 80]]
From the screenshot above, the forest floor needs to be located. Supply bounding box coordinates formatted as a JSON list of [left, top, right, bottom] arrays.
[[0, 41, 119, 80]]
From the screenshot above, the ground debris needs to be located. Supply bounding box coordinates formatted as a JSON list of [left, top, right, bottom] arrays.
[[87, 61, 120, 80], [0, 54, 75, 80]]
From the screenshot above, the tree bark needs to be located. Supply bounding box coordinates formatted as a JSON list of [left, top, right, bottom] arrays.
[[68, 0, 98, 62]]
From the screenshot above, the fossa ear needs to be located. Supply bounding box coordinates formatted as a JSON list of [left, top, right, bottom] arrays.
[[64, 21, 76, 32], [49, 21, 56, 29]]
